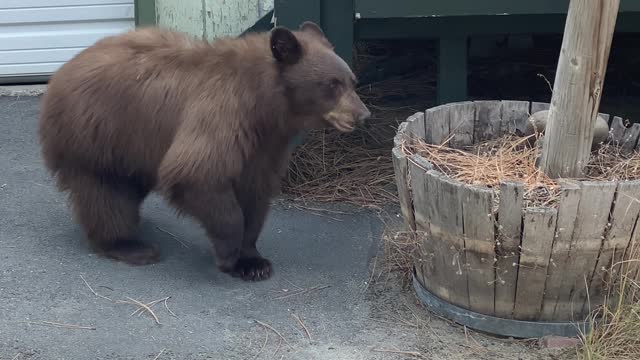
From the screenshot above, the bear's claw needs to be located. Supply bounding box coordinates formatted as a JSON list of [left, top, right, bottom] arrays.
[[230, 256, 273, 281]]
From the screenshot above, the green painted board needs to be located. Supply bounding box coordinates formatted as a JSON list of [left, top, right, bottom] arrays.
[[274, 0, 353, 64], [354, 0, 640, 19], [242, 10, 275, 35], [355, 12, 640, 40], [321, 0, 354, 65], [135, 0, 157, 26], [274, 0, 321, 29]]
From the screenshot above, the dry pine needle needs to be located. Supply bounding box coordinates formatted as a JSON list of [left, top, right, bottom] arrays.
[[402, 135, 640, 208]]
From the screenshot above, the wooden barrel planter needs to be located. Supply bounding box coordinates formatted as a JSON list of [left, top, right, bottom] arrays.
[[392, 100, 640, 338]]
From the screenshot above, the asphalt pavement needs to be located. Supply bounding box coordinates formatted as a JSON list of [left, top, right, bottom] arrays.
[[0, 95, 409, 360], [0, 95, 554, 360]]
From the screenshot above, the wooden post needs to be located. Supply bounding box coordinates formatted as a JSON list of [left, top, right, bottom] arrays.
[[539, 0, 620, 178], [437, 33, 468, 104]]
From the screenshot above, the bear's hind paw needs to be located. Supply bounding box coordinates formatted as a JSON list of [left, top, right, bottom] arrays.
[[99, 238, 161, 266]]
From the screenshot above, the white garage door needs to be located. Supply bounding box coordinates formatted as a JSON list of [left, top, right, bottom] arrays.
[[0, 0, 135, 83]]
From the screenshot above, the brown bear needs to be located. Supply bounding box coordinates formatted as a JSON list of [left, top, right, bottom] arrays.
[[38, 21, 370, 281]]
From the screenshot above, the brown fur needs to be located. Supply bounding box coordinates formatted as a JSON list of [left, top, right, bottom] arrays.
[[38, 22, 370, 281]]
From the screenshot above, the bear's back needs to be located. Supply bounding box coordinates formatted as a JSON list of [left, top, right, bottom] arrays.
[[39, 28, 268, 180]]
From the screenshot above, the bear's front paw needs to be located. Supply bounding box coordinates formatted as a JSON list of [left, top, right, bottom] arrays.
[[229, 257, 272, 281]]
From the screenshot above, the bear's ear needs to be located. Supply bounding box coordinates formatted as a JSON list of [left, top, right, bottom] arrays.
[[270, 27, 302, 65], [299, 21, 326, 39]]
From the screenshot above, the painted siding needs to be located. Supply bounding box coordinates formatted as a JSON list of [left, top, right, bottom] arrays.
[[155, 0, 204, 38], [156, 0, 274, 40], [0, 0, 135, 79]]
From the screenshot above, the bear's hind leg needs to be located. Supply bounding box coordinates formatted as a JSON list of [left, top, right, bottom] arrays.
[[62, 171, 158, 265], [165, 184, 272, 281]]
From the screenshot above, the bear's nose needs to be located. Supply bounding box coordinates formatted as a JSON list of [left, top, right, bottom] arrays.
[[357, 107, 371, 123]]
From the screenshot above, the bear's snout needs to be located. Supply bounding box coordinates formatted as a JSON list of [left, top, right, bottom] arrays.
[[349, 91, 371, 127], [323, 91, 371, 133], [355, 102, 371, 124]]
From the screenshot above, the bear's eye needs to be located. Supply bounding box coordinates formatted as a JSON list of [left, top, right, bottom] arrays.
[[328, 78, 341, 89]]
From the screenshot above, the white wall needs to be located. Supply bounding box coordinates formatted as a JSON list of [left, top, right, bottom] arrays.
[[0, 0, 135, 80]]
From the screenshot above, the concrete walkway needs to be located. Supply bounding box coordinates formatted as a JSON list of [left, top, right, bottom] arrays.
[[0, 96, 557, 360]]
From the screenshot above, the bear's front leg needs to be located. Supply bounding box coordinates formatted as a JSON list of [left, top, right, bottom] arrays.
[[165, 183, 272, 281], [240, 193, 272, 259]]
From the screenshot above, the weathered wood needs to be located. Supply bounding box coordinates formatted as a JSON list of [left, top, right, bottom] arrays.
[[494, 182, 524, 318], [598, 113, 611, 124], [408, 154, 433, 231], [501, 100, 530, 135], [405, 112, 426, 143], [392, 147, 416, 231], [448, 101, 475, 149], [607, 116, 626, 145], [539, 0, 620, 178], [586, 180, 640, 312], [393, 121, 410, 148], [513, 207, 558, 321], [409, 154, 434, 171], [540, 180, 582, 320], [623, 123, 640, 152], [474, 101, 502, 143], [592, 115, 611, 150], [523, 111, 608, 146], [530, 102, 550, 114], [622, 216, 640, 285], [462, 185, 496, 315], [524, 110, 549, 137], [408, 153, 432, 288], [553, 181, 617, 319], [423, 171, 470, 309], [424, 105, 451, 145]]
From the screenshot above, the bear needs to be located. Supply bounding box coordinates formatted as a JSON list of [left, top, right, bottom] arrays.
[[38, 21, 371, 281]]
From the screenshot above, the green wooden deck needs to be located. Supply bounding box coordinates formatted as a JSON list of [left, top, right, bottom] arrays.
[[275, 0, 640, 104]]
